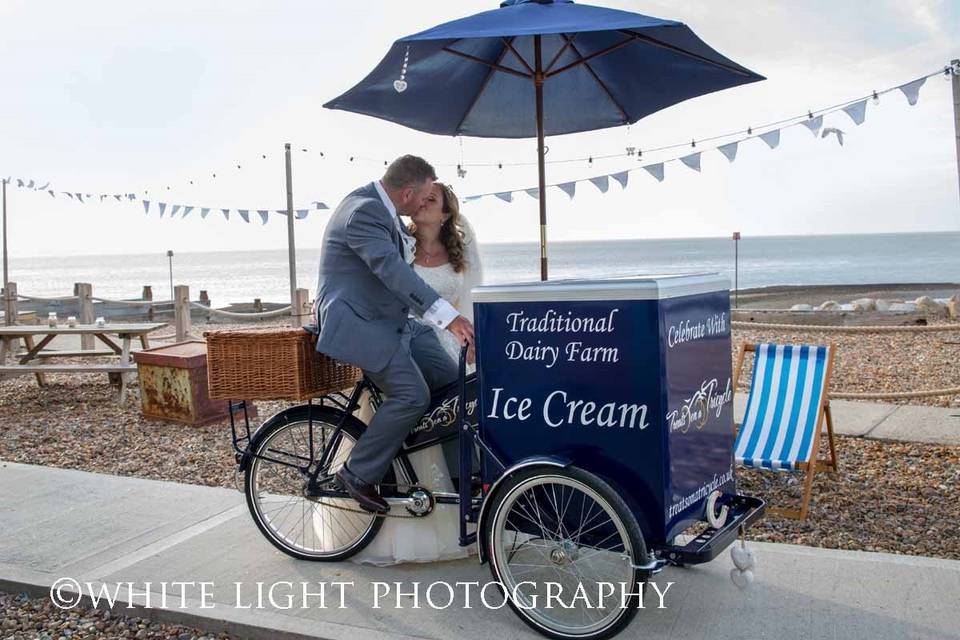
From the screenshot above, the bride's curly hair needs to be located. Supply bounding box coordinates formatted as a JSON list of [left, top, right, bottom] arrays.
[[408, 182, 467, 273]]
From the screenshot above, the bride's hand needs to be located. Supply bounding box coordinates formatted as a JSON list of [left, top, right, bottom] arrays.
[[467, 344, 476, 365]]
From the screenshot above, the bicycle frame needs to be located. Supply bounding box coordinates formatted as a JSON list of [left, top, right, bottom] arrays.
[[229, 346, 503, 547]]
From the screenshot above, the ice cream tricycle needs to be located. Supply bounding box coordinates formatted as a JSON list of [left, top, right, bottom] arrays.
[[215, 273, 764, 639]]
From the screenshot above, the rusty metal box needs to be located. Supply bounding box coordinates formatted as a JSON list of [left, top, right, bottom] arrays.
[[133, 340, 255, 426]]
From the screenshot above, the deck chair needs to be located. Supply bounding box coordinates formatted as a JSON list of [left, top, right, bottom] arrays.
[[733, 342, 838, 520]]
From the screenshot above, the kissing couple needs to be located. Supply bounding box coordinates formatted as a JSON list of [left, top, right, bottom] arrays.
[[313, 154, 483, 517]]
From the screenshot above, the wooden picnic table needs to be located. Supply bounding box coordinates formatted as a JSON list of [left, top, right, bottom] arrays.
[[0, 323, 166, 401]]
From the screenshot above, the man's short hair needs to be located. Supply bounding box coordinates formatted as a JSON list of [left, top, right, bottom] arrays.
[[382, 155, 437, 190]]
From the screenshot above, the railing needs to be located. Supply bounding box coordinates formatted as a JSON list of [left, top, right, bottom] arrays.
[[2, 281, 313, 343]]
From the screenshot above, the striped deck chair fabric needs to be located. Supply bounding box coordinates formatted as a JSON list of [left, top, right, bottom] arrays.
[[735, 343, 831, 471]]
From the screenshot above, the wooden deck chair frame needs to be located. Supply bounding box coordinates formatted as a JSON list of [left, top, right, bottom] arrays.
[[733, 341, 838, 520]]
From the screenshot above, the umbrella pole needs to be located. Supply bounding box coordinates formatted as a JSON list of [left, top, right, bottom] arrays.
[[534, 35, 548, 281]]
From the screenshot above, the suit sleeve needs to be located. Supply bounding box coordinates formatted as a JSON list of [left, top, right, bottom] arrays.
[[344, 203, 444, 317]]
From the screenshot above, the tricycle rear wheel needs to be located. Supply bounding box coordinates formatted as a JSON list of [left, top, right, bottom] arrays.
[[244, 404, 394, 561], [484, 465, 649, 640]]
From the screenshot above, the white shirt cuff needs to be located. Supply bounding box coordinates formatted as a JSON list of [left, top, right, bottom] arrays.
[[422, 298, 459, 329]]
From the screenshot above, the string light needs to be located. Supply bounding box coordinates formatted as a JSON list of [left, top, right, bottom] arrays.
[[394, 45, 410, 93], [19, 67, 945, 200]]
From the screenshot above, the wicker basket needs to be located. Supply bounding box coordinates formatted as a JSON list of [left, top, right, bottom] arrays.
[[204, 328, 361, 401]]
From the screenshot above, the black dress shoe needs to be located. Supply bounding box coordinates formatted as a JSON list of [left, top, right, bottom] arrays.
[[336, 466, 389, 515]]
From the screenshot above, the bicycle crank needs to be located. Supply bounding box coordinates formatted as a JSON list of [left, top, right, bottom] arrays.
[[306, 481, 437, 519]]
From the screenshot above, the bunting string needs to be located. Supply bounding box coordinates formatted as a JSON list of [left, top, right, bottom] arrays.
[[461, 64, 954, 203], [2, 63, 956, 220]]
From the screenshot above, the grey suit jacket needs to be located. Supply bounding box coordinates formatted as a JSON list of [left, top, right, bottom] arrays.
[[314, 182, 442, 372]]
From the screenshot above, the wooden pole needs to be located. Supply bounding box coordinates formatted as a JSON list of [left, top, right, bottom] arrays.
[[3, 281, 16, 327], [76, 282, 94, 349], [166, 250, 174, 300], [142, 285, 153, 321], [534, 35, 548, 281], [291, 288, 310, 328], [174, 284, 190, 342], [285, 143, 298, 306], [952, 59, 960, 207], [1, 179, 7, 289]]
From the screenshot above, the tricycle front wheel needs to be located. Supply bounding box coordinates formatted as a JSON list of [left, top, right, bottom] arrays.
[[484, 465, 648, 640]]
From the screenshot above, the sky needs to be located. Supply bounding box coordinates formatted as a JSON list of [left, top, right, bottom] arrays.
[[0, 0, 958, 259]]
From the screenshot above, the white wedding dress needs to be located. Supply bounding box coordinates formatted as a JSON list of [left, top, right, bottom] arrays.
[[329, 216, 483, 566]]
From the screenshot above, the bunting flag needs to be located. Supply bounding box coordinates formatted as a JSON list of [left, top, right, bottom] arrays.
[[899, 78, 925, 106], [257, 209, 269, 224], [557, 182, 576, 199], [718, 142, 738, 162], [238, 209, 250, 223], [170, 204, 181, 217], [182, 206, 194, 218], [680, 152, 701, 172], [611, 171, 628, 189], [644, 163, 665, 182], [494, 191, 513, 203], [296, 209, 310, 219], [802, 115, 824, 136], [200, 207, 211, 219], [589, 175, 609, 193], [158, 202, 167, 217], [821, 127, 845, 146], [525, 188, 540, 199], [759, 129, 781, 149], [142, 200, 150, 214], [312, 201, 329, 209], [221, 209, 230, 220], [842, 100, 867, 125]]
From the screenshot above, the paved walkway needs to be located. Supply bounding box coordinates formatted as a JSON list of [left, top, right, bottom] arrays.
[[734, 394, 960, 445], [2, 460, 958, 640]]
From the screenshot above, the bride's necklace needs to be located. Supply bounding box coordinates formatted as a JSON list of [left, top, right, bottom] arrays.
[[417, 242, 446, 266]]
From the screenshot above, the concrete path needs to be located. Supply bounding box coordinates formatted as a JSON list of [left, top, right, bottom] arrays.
[[2, 461, 958, 640], [734, 394, 960, 445]]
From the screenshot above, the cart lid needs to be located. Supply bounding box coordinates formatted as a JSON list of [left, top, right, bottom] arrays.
[[472, 273, 729, 303], [132, 340, 207, 368]]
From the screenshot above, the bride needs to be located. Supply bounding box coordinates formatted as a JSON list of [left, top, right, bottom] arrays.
[[348, 181, 483, 566]]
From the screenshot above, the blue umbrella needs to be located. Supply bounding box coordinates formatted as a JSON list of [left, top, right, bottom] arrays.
[[325, 0, 764, 279]]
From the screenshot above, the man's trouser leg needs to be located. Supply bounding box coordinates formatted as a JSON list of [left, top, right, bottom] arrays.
[[347, 328, 428, 485], [346, 321, 456, 485]]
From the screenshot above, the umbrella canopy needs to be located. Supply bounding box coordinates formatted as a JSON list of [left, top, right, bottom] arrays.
[[325, 0, 764, 278]]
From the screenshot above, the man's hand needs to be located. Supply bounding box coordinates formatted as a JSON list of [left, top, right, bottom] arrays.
[[446, 315, 475, 364]]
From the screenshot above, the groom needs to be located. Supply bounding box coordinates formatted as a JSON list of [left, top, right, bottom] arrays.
[[314, 155, 475, 514]]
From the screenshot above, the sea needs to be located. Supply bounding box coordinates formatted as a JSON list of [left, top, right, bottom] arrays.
[[7, 232, 960, 307]]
